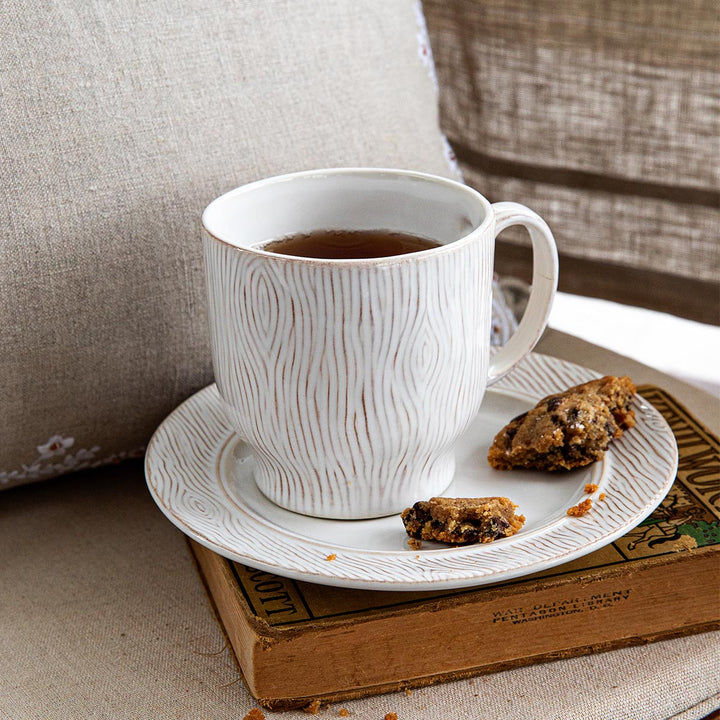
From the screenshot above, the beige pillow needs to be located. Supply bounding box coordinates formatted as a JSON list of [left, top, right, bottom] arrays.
[[0, 0, 463, 488]]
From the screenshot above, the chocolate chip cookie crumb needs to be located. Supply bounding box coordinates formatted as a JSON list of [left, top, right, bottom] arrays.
[[303, 699, 321, 714], [401, 497, 525, 545], [339, 710, 350, 717], [585, 483, 599, 494], [325, 554, 336, 561], [567, 498, 593, 517], [407, 537, 422, 551], [385, 714, 398, 720], [599, 492, 606, 501], [243, 710, 265, 720], [488, 376, 636, 471]]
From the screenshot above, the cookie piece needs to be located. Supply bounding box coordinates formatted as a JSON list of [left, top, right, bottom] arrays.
[[401, 496, 525, 545], [567, 498, 593, 516], [487, 375, 636, 472]]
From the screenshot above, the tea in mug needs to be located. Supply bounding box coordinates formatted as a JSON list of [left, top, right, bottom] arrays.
[[260, 229, 441, 260]]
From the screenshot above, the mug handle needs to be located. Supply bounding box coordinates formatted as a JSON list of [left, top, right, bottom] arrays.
[[487, 202, 559, 386]]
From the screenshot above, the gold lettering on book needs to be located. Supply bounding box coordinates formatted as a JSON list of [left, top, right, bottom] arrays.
[[233, 565, 312, 624], [679, 447, 720, 507], [618, 387, 720, 559], [490, 589, 632, 624], [638, 387, 720, 515]]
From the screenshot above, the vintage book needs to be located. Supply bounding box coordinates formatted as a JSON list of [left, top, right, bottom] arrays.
[[187, 385, 720, 711]]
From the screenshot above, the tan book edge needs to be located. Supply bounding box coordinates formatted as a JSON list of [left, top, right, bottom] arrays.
[[187, 385, 720, 711]]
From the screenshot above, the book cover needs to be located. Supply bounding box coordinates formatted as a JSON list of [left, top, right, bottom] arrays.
[[188, 385, 720, 711]]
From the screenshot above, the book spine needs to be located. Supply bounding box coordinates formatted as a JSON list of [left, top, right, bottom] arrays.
[[231, 549, 719, 701]]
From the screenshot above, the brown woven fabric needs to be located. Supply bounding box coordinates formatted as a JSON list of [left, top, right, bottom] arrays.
[[425, 0, 720, 290]]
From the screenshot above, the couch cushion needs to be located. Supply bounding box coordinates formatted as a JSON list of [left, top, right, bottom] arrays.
[[1, 334, 718, 718], [424, 0, 720, 323], [0, 0, 459, 488]]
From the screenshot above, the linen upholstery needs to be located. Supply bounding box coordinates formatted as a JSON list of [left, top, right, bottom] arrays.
[[0, 0, 456, 488], [2, 330, 718, 719]]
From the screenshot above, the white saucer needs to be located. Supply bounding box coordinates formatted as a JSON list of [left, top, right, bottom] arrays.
[[145, 352, 677, 591]]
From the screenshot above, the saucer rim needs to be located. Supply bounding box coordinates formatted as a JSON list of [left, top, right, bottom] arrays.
[[144, 352, 678, 591]]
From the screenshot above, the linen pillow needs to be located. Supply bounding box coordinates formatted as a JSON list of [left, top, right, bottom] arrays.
[[424, 0, 720, 323], [0, 0, 464, 488]]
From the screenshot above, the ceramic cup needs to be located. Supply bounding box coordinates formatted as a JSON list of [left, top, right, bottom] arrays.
[[202, 168, 558, 519]]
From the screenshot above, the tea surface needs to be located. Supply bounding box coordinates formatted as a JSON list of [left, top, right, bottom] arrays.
[[261, 229, 441, 259]]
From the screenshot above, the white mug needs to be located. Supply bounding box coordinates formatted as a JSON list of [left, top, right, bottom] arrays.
[[202, 168, 558, 519]]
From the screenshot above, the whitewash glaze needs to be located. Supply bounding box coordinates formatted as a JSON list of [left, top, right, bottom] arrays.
[[204, 233, 490, 518], [200, 169, 558, 518]]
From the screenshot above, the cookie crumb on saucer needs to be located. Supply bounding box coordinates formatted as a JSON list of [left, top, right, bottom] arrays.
[[567, 498, 593, 517], [599, 492, 606, 501], [585, 483, 599, 493], [325, 553, 337, 561], [407, 537, 422, 550]]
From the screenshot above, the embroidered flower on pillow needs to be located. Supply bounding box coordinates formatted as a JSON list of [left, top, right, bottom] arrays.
[[36, 435, 75, 460], [0, 436, 142, 487]]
